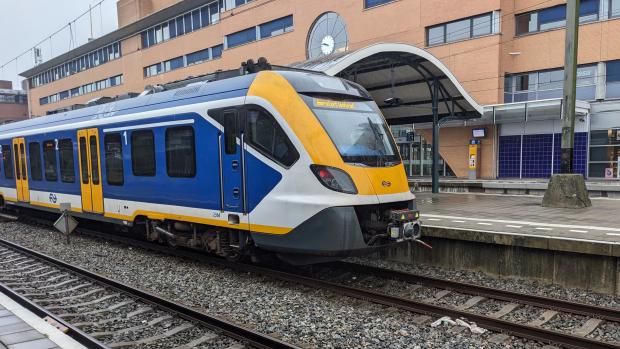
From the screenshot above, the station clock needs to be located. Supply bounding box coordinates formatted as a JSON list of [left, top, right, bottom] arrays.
[[307, 12, 349, 59]]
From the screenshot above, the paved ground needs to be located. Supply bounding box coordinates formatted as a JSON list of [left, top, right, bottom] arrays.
[[416, 192, 620, 244]]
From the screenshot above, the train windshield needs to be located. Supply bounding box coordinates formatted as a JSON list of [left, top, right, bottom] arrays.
[[303, 95, 401, 167]]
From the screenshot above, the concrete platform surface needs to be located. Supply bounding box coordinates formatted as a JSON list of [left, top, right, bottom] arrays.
[[417, 192, 620, 245], [0, 291, 86, 349]]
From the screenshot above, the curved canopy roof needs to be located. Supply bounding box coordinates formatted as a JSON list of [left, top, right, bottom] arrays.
[[290, 43, 483, 125]]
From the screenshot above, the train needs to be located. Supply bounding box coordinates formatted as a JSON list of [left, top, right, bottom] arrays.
[[0, 62, 421, 264]]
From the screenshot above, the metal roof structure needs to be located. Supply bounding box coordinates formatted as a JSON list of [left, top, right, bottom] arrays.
[[290, 43, 483, 125]]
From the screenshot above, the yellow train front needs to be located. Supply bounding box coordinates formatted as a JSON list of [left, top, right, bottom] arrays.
[[247, 70, 421, 264], [0, 67, 420, 265]]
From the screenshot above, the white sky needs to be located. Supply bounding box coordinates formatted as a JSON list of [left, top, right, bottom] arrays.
[[0, 0, 119, 88]]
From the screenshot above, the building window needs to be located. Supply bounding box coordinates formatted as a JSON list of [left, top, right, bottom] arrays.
[[43, 140, 58, 181], [2, 145, 13, 179], [29, 41, 121, 88], [515, 0, 599, 36], [427, 12, 495, 46], [364, 0, 394, 8], [131, 130, 156, 176], [589, 128, 620, 178], [105, 133, 124, 186], [58, 139, 75, 183], [29, 143, 43, 181], [246, 108, 299, 167], [606, 60, 620, 99], [504, 65, 597, 103], [212, 44, 223, 58], [259, 15, 293, 39], [226, 27, 257, 48], [39, 74, 123, 105], [187, 49, 210, 66], [166, 127, 196, 178], [611, 0, 620, 18]]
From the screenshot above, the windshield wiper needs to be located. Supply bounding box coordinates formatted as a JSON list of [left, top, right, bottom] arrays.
[[367, 117, 387, 167]]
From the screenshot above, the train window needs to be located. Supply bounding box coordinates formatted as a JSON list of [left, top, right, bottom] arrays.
[[13, 144, 21, 180], [79, 137, 89, 184], [105, 133, 124, 185], [58, 139, 75, 183], [224, 110, 237, 155], [19, 144, 27, 180], [131, 130, 156, 176], [28, 142, 43, 181], [89, 136, 100, 185], [166, 126, 196, 178], [2, 145, 13, 179], [246, 109, 299, 167], [43, 141, 58, 181]]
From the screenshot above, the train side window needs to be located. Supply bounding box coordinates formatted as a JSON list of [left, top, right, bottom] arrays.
[[105, 133, 124, 185], [19, 143, 27, 180], [131, 130, 156, 176], [2, 145, 14, 179], [224, 110, 237, 154], [43, 140, 58, 181], [165, 126, 196, 178], [58, 139, 75, 183], [28, 142, 43, 181], [246, 109, 299, 167]]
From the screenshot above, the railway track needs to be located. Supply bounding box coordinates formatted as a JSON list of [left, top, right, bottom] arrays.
[[4, 216, 620, 349], [0, 238, 298, 349], [73, 229, 620, 349]]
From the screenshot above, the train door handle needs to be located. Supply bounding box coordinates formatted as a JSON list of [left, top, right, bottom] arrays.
[[232, 188, 240, 199], [231, 160, 239, 170]]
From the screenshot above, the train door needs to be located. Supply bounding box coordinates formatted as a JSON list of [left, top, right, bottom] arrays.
[[12, 138, 29, 202], [220, 109, 246, 214], [77, 128, 104, 214]]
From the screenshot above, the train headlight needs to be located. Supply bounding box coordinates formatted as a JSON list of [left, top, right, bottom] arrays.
[[310, 165, 358, 194]]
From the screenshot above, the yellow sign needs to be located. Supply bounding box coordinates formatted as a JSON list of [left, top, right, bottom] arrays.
[[314, 99, 355, 109], [468, 144, 479, 170]]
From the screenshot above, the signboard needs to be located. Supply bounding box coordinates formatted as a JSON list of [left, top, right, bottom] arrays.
[[605, 168, 614, 179], [472, 128, 487, 138]]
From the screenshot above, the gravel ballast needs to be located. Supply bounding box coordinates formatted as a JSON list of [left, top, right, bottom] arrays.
[[0, 221, 613, 348]]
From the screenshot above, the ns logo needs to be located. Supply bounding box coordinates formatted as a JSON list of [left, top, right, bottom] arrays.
[[49, 193, 57, 204]]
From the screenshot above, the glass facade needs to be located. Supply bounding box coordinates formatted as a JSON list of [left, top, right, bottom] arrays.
[[39, 75, 123, 105], [143, 44, 224, 78], [607, 60, 620, 99], [391, 126, 454, 177], [225, 15, 293, 49]]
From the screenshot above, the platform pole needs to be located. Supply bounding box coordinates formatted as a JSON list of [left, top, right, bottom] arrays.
[[560, 0, 580, 173], [431, 78, 439, 194]]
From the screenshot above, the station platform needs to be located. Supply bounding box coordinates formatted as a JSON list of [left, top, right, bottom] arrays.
[[379, 192, 620, 295], [0, 291, 86, 349], [410, 178, 620, 198]]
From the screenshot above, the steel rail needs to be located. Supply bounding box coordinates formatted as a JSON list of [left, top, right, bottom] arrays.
[[72, 229, 620, 349], [330, 261, 620, 323], [0, 238, 299, 349]]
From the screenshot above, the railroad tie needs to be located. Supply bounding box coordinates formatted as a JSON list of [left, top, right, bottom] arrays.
[[225, 344, 246, 349], [90, 315, 173, 338], [38, 278, 81, 290], [46, 293, 118, 311], [35, 287, 103, 304], [424, 289, 450, 303], [527, 310, 558, 327], [47, 282, 93, 295], [73, 306, 153, 327], [58, 300, 135, 318], [456, 296, 486, 311], [488, 303, 521, 319], [0, 256, 26, 265], [107, 322, 194, 348], [573, 318, 604, 337], [173, 333, 219, 349]]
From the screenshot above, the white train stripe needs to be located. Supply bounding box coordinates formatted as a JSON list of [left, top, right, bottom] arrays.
[[103, 119, 194, 133]]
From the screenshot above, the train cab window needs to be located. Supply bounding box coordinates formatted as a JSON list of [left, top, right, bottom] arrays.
[[58, 139, 76, 183], [43, 140, 58, 181], [131, 130, 156, 176], [28, 142, 43, 181], [246, 109, 299, 167], [2, 145, 13, 179], [224, 110, 237, 154], [105, 133, 124, 185], [165, 126, 196, 178]]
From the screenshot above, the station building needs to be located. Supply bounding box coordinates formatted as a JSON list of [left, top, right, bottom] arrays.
[[0, 80, 28, 124], [19, 0, 620, 180]]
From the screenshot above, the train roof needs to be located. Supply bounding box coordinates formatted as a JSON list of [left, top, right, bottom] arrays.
[[0, 73, 258, 139]]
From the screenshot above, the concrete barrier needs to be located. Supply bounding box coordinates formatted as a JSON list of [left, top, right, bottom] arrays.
[[377, 227, 620, 295]]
